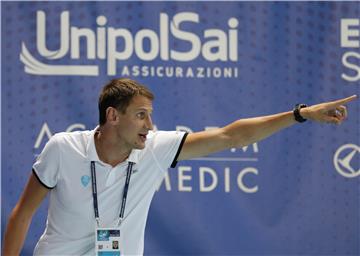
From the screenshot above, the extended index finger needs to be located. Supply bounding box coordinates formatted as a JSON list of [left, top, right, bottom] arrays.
[[329, 95, 358, 107]]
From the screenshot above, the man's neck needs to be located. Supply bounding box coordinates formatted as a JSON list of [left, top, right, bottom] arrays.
[[94, 129, 131, 167]]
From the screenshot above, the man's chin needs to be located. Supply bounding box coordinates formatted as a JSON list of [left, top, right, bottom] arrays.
[[133, 142, 146, 150]]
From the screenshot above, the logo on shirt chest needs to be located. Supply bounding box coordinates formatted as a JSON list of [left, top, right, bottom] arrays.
[[81, 175, 91, 187]]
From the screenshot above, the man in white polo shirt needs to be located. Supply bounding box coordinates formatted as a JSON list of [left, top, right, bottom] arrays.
[[3, 78, 356, 255], [32, 129, 186, 255]]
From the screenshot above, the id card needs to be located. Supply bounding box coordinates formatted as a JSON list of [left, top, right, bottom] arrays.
[[95, 227, 121, 256]]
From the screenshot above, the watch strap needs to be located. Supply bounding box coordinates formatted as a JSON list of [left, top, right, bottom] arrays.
[[293, 104, 308, 123]]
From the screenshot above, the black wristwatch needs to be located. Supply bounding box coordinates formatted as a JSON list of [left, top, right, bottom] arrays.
[[293, 104, 308, 123]]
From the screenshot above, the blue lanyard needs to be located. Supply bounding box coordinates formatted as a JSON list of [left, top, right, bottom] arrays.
[[90, 161, 135, 226]]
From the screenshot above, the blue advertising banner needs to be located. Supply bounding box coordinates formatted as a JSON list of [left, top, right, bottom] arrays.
[[1, 1, 359, 255]]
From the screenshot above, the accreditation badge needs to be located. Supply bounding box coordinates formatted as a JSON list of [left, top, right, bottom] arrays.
[[95, 226, 121, 256]]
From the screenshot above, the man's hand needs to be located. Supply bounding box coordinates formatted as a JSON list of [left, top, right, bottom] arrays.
[[300, 95, 357, 125]]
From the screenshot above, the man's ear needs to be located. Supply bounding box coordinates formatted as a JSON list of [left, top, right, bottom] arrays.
[[105, 107, 119, 124]]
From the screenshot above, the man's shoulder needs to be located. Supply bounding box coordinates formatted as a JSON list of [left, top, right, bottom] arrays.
[[50, 129, 93, 151], [52, 129, 92, 141], [144, 130, 186, 150], [146, 130, 184, 141]]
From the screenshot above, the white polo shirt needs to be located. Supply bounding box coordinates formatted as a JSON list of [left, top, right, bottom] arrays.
[[32, 127, 187, 255]]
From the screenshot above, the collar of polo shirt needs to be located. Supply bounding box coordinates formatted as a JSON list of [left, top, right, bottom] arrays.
[[85, 126, 141, 166]]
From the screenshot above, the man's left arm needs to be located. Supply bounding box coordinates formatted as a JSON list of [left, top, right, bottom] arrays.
[[178, 95, 357, 161]]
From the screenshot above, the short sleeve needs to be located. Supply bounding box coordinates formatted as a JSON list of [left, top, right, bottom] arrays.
[[149, 131, 188, 170], [32, 135, 61, 189]]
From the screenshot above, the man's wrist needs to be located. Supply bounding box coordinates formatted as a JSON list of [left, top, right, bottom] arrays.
[[300, 106, 311, 120], [299, 107, 310, 120]]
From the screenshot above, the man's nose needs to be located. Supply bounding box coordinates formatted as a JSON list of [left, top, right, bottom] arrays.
[[145, 115, 153, 130]]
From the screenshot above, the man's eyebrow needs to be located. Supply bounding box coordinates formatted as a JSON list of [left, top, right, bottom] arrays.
[[136, 107, 153, 113]]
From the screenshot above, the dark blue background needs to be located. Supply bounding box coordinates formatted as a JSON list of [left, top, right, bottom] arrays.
[[1, 1, 359, 255]]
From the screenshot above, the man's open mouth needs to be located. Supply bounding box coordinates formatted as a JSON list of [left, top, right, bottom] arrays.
[[139, 134, 147, 141]]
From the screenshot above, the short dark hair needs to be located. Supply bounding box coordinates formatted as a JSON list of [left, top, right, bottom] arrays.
[[98, 78, 154, 125]]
